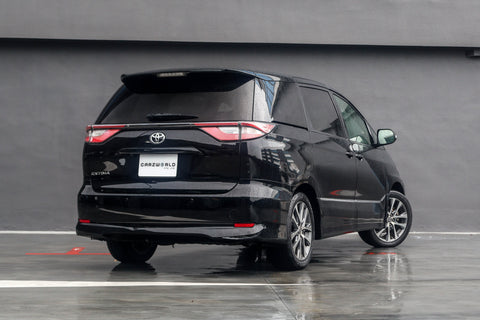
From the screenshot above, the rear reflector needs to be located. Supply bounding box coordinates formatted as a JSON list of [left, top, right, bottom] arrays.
[[234, 223, 255, 228], [85, 125, 126, 143], [195, 122, 275, 141], [79, 219, 91, 223]]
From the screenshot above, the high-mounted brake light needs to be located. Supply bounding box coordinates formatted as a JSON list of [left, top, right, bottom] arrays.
[[85, 125, 126, 143], [195, 122, 275, 141], [156, 72, 188, 78]]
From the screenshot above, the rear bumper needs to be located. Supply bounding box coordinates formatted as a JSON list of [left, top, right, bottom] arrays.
[[76, 222, 266, 244], [77, 181, 291, 244]]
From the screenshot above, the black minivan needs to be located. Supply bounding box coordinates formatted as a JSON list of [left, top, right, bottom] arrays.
[[77, 69, 412, 270]]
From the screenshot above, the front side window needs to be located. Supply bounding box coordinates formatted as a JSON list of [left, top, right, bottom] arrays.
[[333, 94, 372, 145], [300, 87, 342, 136]]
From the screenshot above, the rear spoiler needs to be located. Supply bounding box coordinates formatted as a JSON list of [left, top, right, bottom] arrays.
[[121, 70, 256, 94]]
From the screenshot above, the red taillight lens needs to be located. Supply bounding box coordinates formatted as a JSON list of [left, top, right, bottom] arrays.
[[78, 219, 91, 223], [198, 126, 240, 141], [85, 125, 126, 143], [195, 122, 275, 141]]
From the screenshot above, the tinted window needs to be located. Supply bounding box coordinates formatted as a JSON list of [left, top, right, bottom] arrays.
[[300, 87, 341, 135], [99, 78, 254, 124], [333, 94, 372, 145], [253, 80, 307, 128]]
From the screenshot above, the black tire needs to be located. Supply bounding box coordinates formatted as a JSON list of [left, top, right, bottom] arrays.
[[107, 239, 157, 263], [359, 191, 412, 248], [268, 192, 315, 270]]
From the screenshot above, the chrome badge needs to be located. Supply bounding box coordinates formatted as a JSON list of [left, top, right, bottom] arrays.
[[149, 132, 166, 144]]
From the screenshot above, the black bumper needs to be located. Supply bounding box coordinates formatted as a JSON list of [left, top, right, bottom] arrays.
[[77, 182, 291, 244], [76, 222, 266, 244]]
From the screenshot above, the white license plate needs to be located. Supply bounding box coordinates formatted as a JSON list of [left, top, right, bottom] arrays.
[[138, 154, 178, 177]]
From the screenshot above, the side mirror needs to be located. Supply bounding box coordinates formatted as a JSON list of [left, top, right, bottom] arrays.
[[376, 129, 397, 146]]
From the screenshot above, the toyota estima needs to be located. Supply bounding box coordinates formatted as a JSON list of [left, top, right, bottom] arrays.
[[77, 69, 412, 270]]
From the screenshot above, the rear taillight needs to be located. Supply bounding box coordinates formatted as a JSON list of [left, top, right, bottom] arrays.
[[195, 122, 275, 141], [85, 125, 126, 143]]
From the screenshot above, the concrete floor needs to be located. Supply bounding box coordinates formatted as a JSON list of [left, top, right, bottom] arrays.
[[0, 233, 479, 319]]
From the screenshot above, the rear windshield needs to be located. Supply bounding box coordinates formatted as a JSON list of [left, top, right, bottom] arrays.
[[99, 74, 254, 124]]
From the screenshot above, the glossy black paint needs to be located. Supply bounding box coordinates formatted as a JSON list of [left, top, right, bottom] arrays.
[[78, 181, 290, 243], [77, 69, 404, 246]]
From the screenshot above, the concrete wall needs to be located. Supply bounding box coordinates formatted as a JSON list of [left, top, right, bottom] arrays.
[[1, 0, 480, 47], [1, 0, 479, 231], [0, 40, 478, 231]]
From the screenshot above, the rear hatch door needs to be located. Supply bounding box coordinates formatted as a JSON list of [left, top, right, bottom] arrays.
[[84, 71, 255, 194]]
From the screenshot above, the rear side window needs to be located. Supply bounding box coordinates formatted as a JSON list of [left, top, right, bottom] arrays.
[[99, 74, 254, 124], [253, 80, 307, 128], [300, 87, 342, 136]]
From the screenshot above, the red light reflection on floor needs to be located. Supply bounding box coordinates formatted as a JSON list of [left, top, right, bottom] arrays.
[[26, 247, 110, 256]]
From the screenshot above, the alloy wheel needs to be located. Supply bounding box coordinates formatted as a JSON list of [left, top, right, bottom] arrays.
[[291, 201, 313, 261], [374, 196, 409, 243]]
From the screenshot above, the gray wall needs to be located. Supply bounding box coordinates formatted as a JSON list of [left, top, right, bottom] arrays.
[[0, 40, 478, 231], [1, 0, 480, 47]]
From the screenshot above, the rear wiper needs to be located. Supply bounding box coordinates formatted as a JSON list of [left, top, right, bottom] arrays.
[[146, 113, 199, 122]]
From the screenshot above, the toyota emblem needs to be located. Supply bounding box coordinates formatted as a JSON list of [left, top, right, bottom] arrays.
[[149, 132, 166, 144]]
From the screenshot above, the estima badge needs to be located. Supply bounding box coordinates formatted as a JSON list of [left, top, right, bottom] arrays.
[[149, 132, 166, 144]]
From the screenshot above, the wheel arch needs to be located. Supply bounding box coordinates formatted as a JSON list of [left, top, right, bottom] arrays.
[[294, 183, 322, 240], [391, 181, 405, 195]]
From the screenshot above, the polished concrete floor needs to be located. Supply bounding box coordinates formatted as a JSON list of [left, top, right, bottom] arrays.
[[0, 232, 479, 319]]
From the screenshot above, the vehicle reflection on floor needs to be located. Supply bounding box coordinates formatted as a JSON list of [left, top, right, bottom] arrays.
[[1, 233, 479, 319], [102, 239, 412, 320], [230, 245, 411, 320]]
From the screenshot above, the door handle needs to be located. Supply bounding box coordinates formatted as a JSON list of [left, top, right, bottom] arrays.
[[345, 151, 355, 158], [356, 154, 364, 161]]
